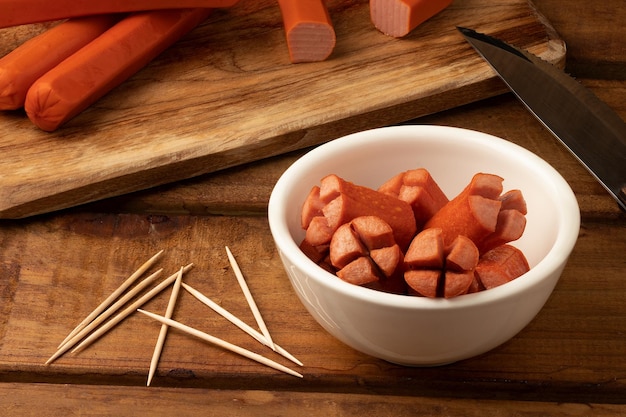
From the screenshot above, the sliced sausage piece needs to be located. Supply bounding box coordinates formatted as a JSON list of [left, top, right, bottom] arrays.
[[299, 240, 334, 273], [330, 216, 406, 294], [370, 0, 453, 38], [405, 269, 441, 298], [404, 227, 444, 269], [466, 172, 504, 199], [350, 215, 396, 250], [336, 256, 380, 286], [445, 235, 479, 272], [404, 228, 479, 298], [320, 174, 416, 249], [425, 173, 503, 246], [475, 245, 530, 290], [478, 209, 527, 254], [370, 244, 403, 278], [378, 168, 448, 229], [499, 189, 527, 214], [301, 185, 324, 229], [466, 275, 485, 294], [299, 238, 325, 264], [304, 215, 334, 247], [329, 223, 367, 269], [443, 271, 474, 298]]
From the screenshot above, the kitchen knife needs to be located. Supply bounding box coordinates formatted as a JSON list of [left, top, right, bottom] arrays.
[[458, 26, 626, 211]]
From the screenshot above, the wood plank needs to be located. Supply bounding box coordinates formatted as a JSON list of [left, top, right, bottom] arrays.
[[1, 382, 625, 417], [532, 1, 626, 79], [1, 212, 625, 403], [0, 0, 565, 219], [81, 80, 626, 220]]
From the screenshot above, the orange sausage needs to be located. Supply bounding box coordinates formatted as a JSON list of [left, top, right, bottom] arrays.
[[330, 216, 406, 294], [404, 227, 444, 269], [277, 0, 336, 63], [404, 228, 479, 298], [24, 9, 211, 131], [350, 214, 397, 251], [443, 271, 474, 298], [445, 234, 479, 272], [305, 216, 335, 247], [0, 16, 119, 110], [301, 185, 324, 229], [370, 244, 403, 279], [329, 222, 368, 270], [299, 239, 334, 273], [336, 256, 380, 287], [424, 173, 504, 247], [474, 244, 530, 290], [499, 189, 527, 214], [404, 269, 440, 298], [478, 209, 527, 254], [369, 0, 452, 38], [319, 174, 417, 249], [378, 168, 449, 229], [0, 0, 238, 29]]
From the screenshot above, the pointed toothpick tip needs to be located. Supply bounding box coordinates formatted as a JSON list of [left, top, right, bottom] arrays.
[[146, 266, 185, 387], [225, 246, 276, 351]]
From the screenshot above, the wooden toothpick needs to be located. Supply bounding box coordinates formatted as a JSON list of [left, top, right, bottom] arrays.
[[69, 264, 194, 356], [46, 267, 165, 365], [58, 250, 164, 348], [225, 246, 275, 351], [147, 266, 184, 386], [182, 282, 302, 366], [137, 309, 303, 378]]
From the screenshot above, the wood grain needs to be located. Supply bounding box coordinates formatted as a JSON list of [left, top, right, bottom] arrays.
[[1, 0, 625, 413], [1, 383, 625, 417], [0, 0, 565, 219], [0, 210, 625, 403], [78, 79, 626, 220], [532, 0, 626, 79]]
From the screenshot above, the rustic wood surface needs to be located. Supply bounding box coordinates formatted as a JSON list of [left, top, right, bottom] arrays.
[[0, 0, 566, 219], [1, 0, 626, 415]]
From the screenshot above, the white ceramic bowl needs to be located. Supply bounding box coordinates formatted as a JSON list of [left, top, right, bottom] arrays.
[[268, 125, 580, 366]]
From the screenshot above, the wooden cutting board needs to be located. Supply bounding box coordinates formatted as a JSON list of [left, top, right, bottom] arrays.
[[0, 0, 565, 219]]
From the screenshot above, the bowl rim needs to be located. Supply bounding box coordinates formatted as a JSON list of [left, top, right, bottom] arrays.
[[268, 125, 581, 310]]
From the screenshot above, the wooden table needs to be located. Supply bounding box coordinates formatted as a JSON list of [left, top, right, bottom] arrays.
[[1, 0, 625, 415]]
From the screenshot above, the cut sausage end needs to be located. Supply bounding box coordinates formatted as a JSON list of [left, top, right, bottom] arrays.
[[337, 257, 380, 286], [370, 0, 453, 38], [329, 223, 367, 269], [475, 245, 530, 290], [287, 23, 336, 63], [445, 235, 479, 272], [405, 269, 440, 298], [301, 186, 323, 229], [404, 227, 444, 269], [370, 0, 412, 38], [278, 0, 336, 63]]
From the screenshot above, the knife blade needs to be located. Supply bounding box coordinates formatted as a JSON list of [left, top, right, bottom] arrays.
[[458, 26, 626, 211]]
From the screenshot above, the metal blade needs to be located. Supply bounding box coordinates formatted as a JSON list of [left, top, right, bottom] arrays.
[[458, 26, 626, 211]]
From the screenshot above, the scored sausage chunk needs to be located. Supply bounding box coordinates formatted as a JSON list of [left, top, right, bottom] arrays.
[[378, 168, 449, 229], [403, 228, 478, 298], [304, 174, 417, 250], [330, 216, 406, 294], [474, 244, 530, 290]]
